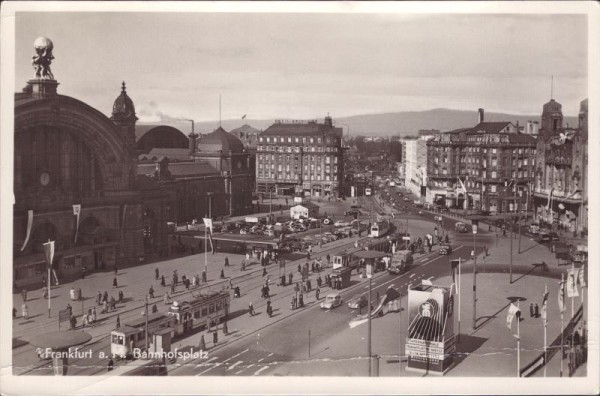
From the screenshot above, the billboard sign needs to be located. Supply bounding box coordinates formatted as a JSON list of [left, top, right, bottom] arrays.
[[405, 284, 455, 374]]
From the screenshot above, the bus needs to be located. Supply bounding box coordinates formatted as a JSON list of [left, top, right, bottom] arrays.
[[370, 220, 390, 238], [365, 188, 372, 196], [110, 291, 229, 359]]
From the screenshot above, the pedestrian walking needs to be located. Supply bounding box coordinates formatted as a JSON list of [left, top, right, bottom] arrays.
[[42, 286, 48, 299], [529, 303, 534, 318], [67, 303, 73, 317], [297, 264, 301, 273], [107, 358, 114, 371], [21, 289, 27, 303], [21, 303, 28, 319], [241, 260, 246, 271], [149, 286, 155, 299], [116, 314, 121, 328], [160, 275, 166, 287], [96, 291, 102, 306], [114, 264, 118, 275], [225, 256, 229, 267], [220, 268, 225, 279], [103, 300, 108, 314], [155, 267, 159, 280], [299, 293, 304, 308], [92, 307, 97, 325], [202, 271, 207, 283], [317, 275, 322, 288], [315, 287, 320, 300], [234, 286, 241, 298], [534, 303, 540, 318], [103, 290, 109, 302], [110, 296, 116, 311], [248, 302, 254, 316], [118, 290, 124, 303], [164, 292, 170, 305], [152, 304, 158, 314], [262, 267, 267, 277], [70, 315, 77, 329], [113, 277, 118, 288], [289, 272, 293, 285], [171, 282, 176, 294]]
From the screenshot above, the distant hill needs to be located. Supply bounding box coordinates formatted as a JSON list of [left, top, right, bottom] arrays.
[[138, 108, 578, 137]]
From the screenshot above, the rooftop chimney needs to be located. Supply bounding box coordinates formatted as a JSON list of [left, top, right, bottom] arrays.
[[324, 113, 333, 127], [478, 108, 484, 124]]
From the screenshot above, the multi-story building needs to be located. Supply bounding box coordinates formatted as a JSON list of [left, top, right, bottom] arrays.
[[403, 138, 429, 199], [255, 116, 344, 198], [426, 109, 537, 212], [532, 98, 588, 232]]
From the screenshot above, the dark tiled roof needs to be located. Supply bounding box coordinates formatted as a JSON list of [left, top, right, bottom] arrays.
[[443, 128, 471, 134], [138, 148, 190, 162], [137, 161, 218, 177], [230, 124, 262, 134], [134, 124, 187, 142], [467, 122, 512, 134], [262, 122, 342, 137], [197, 127, 245, 153]]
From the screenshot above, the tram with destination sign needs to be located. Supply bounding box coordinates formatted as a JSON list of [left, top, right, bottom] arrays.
[[110, 291, 229, 359]]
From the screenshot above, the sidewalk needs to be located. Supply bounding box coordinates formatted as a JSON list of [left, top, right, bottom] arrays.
[[12, 232, 365, 346]]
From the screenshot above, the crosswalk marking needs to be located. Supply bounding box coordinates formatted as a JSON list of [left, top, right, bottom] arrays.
[[254, 366, 269, 376], [227, 360, 243, 371], [195, 357, 219, 376]]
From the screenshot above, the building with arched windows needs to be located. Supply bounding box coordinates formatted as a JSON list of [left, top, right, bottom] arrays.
[[14, 75, 144, 288], [532, 98, 588, 232], [13, 38, 253, 288]]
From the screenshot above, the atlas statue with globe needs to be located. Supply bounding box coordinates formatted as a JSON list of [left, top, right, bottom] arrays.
[[32, 37, 55, 80]]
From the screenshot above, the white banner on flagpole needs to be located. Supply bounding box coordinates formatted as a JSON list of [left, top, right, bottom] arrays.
[[20, 210, 34, 251], [73, 204, 81, 243], [566, 267, 579, 298]]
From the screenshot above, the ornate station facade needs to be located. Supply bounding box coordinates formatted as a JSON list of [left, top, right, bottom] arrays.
[[13, 38, 252, 288]]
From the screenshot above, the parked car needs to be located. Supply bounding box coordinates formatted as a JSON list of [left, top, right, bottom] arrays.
[[548, 232, 560, 241], [455, 222, 470, 233], [438, 244, 452, 255], [320, 294, 343, 310], [347, 295, 368, 309]]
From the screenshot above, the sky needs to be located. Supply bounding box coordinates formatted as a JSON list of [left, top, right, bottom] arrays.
[[13, 9, 588, 124]]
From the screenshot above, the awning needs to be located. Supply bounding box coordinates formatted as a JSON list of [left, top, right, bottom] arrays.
[[354, 250, 388, 259]]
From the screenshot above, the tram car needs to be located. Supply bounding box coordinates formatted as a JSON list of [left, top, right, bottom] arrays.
[[332, 248, 362, 272], [370, 219, 390, 238], [110, 291, 230, 359]]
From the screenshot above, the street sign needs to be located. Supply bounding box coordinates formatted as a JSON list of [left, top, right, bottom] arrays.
[[366, 264, 373, 279]]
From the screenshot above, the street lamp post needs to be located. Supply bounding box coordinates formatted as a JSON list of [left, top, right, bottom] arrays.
[[145, 296, 149, 352], [472, 222, 477, 330], [367, 263, 372, 376], [205, 192, 213, 274]]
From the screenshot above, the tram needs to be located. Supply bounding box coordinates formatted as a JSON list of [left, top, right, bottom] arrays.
[[110, 291, 229, 359], [370, 219, 390, 238], [332, 248, 362, 272]]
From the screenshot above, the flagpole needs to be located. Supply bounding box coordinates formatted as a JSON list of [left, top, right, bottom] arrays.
[[560, 272, 564, 377], [48, 266, 51, 318], [517, 299, 520, 377], [458, 257, 461, 344], [544, 284, 548, 377]]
